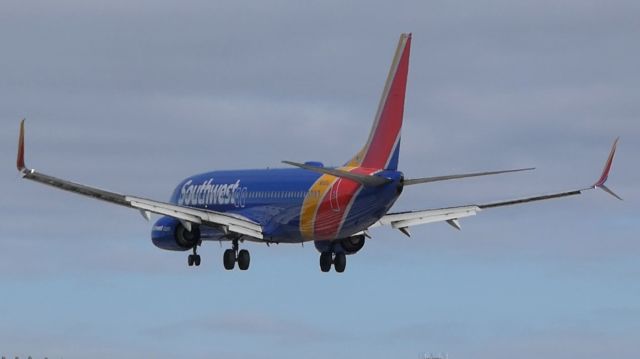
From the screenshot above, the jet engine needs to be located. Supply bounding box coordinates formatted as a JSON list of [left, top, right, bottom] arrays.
[[151, 216, 200, 251]]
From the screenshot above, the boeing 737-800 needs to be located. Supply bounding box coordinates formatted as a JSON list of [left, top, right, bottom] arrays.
[[16, 33, 620, 273]]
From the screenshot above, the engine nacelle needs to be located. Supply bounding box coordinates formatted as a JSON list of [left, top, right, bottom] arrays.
[[151, 216, 200, 251], [314, 235, 366, 255]]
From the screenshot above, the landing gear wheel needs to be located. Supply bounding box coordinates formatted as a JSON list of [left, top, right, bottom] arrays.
[[223, 249, 236, 270], [319, 252, 332, 272], [237, 249, 250, 270], [188, 245, 201, 267], [334, 252, 346, 273]]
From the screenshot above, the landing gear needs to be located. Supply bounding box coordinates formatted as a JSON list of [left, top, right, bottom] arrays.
[[223, 239, 251, 271], [188, 246, 201, 267], [223, 249, 236, 270], [184, 239, 251, 270], [319, 251, 347, 273], [334, 252, 346, 273], [238, 249, 250, 270], [320, 252, 332, 272]]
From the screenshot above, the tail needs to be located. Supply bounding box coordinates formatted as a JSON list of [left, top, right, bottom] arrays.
[[347, 33, 412, 171]]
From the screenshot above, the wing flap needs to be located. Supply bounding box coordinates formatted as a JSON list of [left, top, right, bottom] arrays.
[[376, 205, 480, 228], [390, 206, 479, 228], [128, 199, 203, 225]]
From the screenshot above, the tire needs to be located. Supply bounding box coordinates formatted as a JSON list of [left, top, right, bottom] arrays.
[[334, 252, 346, 273], [188, 254, 194, 267], [223, 249, 236, 270], [237, 249, 250, 270], [194, 255, 201, 267], [319, 252, 332, 272]]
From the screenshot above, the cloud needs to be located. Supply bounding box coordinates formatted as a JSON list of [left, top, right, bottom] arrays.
[[145, 311, 349, 345], [0, 1, 638, 358]]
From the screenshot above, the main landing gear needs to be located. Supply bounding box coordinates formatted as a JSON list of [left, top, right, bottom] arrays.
[[223, 239, 250, 271], [187, 246, 201, 267], [186, 239, 250, 270], [319, 251, 346, 273]]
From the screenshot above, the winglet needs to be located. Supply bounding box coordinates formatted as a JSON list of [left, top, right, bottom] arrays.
[[17, 119, 27, 173], [593, 137, 622, 200]]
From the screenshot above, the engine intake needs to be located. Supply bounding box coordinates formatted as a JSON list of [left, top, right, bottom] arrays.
[[152, 216, 200, 251], [339, 235, 366, 254], [314, 235, 366, 255]]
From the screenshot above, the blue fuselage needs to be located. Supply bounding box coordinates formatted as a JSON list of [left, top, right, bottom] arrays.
[[165, 168, 403, 243]]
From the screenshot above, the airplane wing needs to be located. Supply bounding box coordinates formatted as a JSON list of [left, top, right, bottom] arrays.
[[371, 138, 621, 237], [15, 120, 263, 240]]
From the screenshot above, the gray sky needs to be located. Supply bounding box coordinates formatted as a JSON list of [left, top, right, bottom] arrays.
[[0, 1, 638, 358]]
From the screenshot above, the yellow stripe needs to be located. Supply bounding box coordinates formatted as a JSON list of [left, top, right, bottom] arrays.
[[300, 174, 336, 239], [299, 166, 357, 240]]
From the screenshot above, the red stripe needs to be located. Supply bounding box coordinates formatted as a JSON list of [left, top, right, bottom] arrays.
[[313, 168, 376, 240], [17, 120, 25, 171], [361, 36, 411, 169]]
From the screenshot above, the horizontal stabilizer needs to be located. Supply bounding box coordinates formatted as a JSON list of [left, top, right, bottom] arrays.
[[282, 161, 392, 187], [403, 167, 535, 185]]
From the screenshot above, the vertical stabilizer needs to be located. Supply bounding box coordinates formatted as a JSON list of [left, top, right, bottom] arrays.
[[347, 33, 411, 170]]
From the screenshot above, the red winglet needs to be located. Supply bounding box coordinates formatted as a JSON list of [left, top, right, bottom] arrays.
[[594, 137, 619, 187], [593, 137, 622, 200], [17, 119, 26, 172]]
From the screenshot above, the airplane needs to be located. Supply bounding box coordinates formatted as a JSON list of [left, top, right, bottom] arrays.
[[16, 33, 620, 273]]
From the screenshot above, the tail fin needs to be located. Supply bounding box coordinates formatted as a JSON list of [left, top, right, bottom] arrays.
[[347, 33, 412, 171]]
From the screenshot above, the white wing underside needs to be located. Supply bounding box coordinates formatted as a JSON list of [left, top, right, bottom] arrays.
[[370, 190, 583, 236], [20, 169, 264, 240], [370, 138, 620, 236]]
